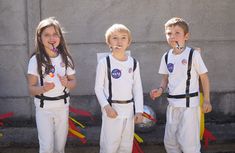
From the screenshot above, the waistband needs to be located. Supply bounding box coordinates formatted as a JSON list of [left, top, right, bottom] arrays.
[[35, 93, 70, 101], [167, 92, 198, 99], [110, 99, 133, 104]]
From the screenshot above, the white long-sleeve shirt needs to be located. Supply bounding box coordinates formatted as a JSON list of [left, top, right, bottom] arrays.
[[159, 47, 208, 107], [95, 54, 143, 113]]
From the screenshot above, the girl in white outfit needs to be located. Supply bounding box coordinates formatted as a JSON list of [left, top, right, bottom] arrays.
[[27, 17, 76, 153]]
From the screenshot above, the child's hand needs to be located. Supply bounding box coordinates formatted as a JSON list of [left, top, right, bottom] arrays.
[[134, 113, 143, 124], [202, 101, 212, 113], [150, 88, 163, 100], [57, 74, 68, 87], [43, 82, 55, 92], [104, 105, 118, 118]]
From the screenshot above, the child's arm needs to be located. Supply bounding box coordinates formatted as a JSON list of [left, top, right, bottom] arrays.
[[94, 59, 118, 118], [200, 73, 212, 113], [132, 61, 144, 123], [27, 74, 55, 96], [57, 74, 77, 90], [150, 74, 168, 100]]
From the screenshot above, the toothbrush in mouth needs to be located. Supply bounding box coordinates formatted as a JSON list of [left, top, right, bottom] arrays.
[[50, 43, 58, 53], [113, 46, 122, 49], [176, 41, 184, 50]]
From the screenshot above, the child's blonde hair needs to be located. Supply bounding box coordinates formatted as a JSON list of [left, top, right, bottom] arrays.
[[165, 17, 189, 35], [105, 24, 132, 44]]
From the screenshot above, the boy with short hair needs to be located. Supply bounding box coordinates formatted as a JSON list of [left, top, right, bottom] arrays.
[[95, 24, 143, 153], [150, 17, 212, 153]]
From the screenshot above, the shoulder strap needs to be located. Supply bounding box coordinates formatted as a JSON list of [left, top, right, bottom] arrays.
[[165, 51, 169, 65], [185, 48, 194, 107], [133, 57, 137, 72], [106, 56, 112, 105], [39, 74, 45, 108]]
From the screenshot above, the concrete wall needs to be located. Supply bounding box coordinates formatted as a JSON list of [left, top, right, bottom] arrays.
[[0, 0, 234, 124]]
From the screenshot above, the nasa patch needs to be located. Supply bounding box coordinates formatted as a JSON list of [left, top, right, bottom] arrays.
[[167, 63, 174, 73], [112, 69, 121, 79], [181, 59, 188, 65]]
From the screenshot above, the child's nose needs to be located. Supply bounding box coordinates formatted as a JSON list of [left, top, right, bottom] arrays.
[[170, 34, 175, 39], [117, 39, 122, 44]]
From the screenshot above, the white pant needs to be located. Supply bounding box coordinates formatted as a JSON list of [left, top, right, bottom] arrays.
[[36, 106, 69, 153], [100, 103, 134, 153], [164, 105, 201, 153]]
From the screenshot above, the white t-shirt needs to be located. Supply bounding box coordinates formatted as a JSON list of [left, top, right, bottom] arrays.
[[28, 54, 76, 109], [159, 47, 208, 107], [95, 54, 143, 113]]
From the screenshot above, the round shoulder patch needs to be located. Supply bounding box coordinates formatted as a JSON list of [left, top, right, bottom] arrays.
[[167, 63, 174, 73], [111, 69, 121, 79]]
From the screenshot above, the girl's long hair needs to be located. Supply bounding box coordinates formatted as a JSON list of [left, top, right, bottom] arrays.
[[31, 17, 75, 77]]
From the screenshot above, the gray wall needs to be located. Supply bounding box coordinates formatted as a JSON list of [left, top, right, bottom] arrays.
[[0, 0, 234, 124]]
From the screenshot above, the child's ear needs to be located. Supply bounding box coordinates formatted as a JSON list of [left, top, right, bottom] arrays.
[[185, 33, 190, 40]]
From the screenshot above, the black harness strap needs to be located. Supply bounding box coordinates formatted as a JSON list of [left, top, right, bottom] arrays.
[[106, 56, 136, 105], [185, 48, 194, 107], [165, 51, 169, 66], [106, 56, 112, 105], [63, 88, 68, 104], [165, 48, 195, 107], [133, 58, 137, 72], [39, 76, 44, 108], [35, 93, 69, 101], [167, 92, 198, 99]]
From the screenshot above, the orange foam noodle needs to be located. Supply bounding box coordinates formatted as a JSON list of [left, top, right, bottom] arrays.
[[69, 128, 85, 139]]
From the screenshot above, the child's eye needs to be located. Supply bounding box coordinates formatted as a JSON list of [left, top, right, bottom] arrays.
[[44, 34, 50, 37], [53, 33, 60, 38], [166, 32, 171, 36], [176, 32, 180, 35], [122, 37, 127, 39]]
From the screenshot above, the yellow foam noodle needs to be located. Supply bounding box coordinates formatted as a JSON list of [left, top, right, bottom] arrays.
[[0, 133, 3, 137], [134, 133, 143, 143], [200, 92, 205, 140], [69, 128, 85, 139], [69, 116, 85, 128]]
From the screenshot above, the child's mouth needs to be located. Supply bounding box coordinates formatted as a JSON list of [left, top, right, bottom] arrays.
[[49, 42, 58, 53], [113, 46, 122, 49], [176, 41, 184, 50]]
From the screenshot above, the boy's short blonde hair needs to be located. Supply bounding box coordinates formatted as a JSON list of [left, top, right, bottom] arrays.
[[165, 17, 189, 35], [105, 24, 132, 44]]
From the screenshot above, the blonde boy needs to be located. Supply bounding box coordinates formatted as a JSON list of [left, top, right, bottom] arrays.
[[95, 24, 143, 153]]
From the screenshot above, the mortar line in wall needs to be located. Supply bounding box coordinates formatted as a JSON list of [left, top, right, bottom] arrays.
[[39, 0, 42, 20], [0, 96, 32, 99], [67, 39, 235, 46], [25, 0, 30, 56], [0, 44, 26, 47]]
